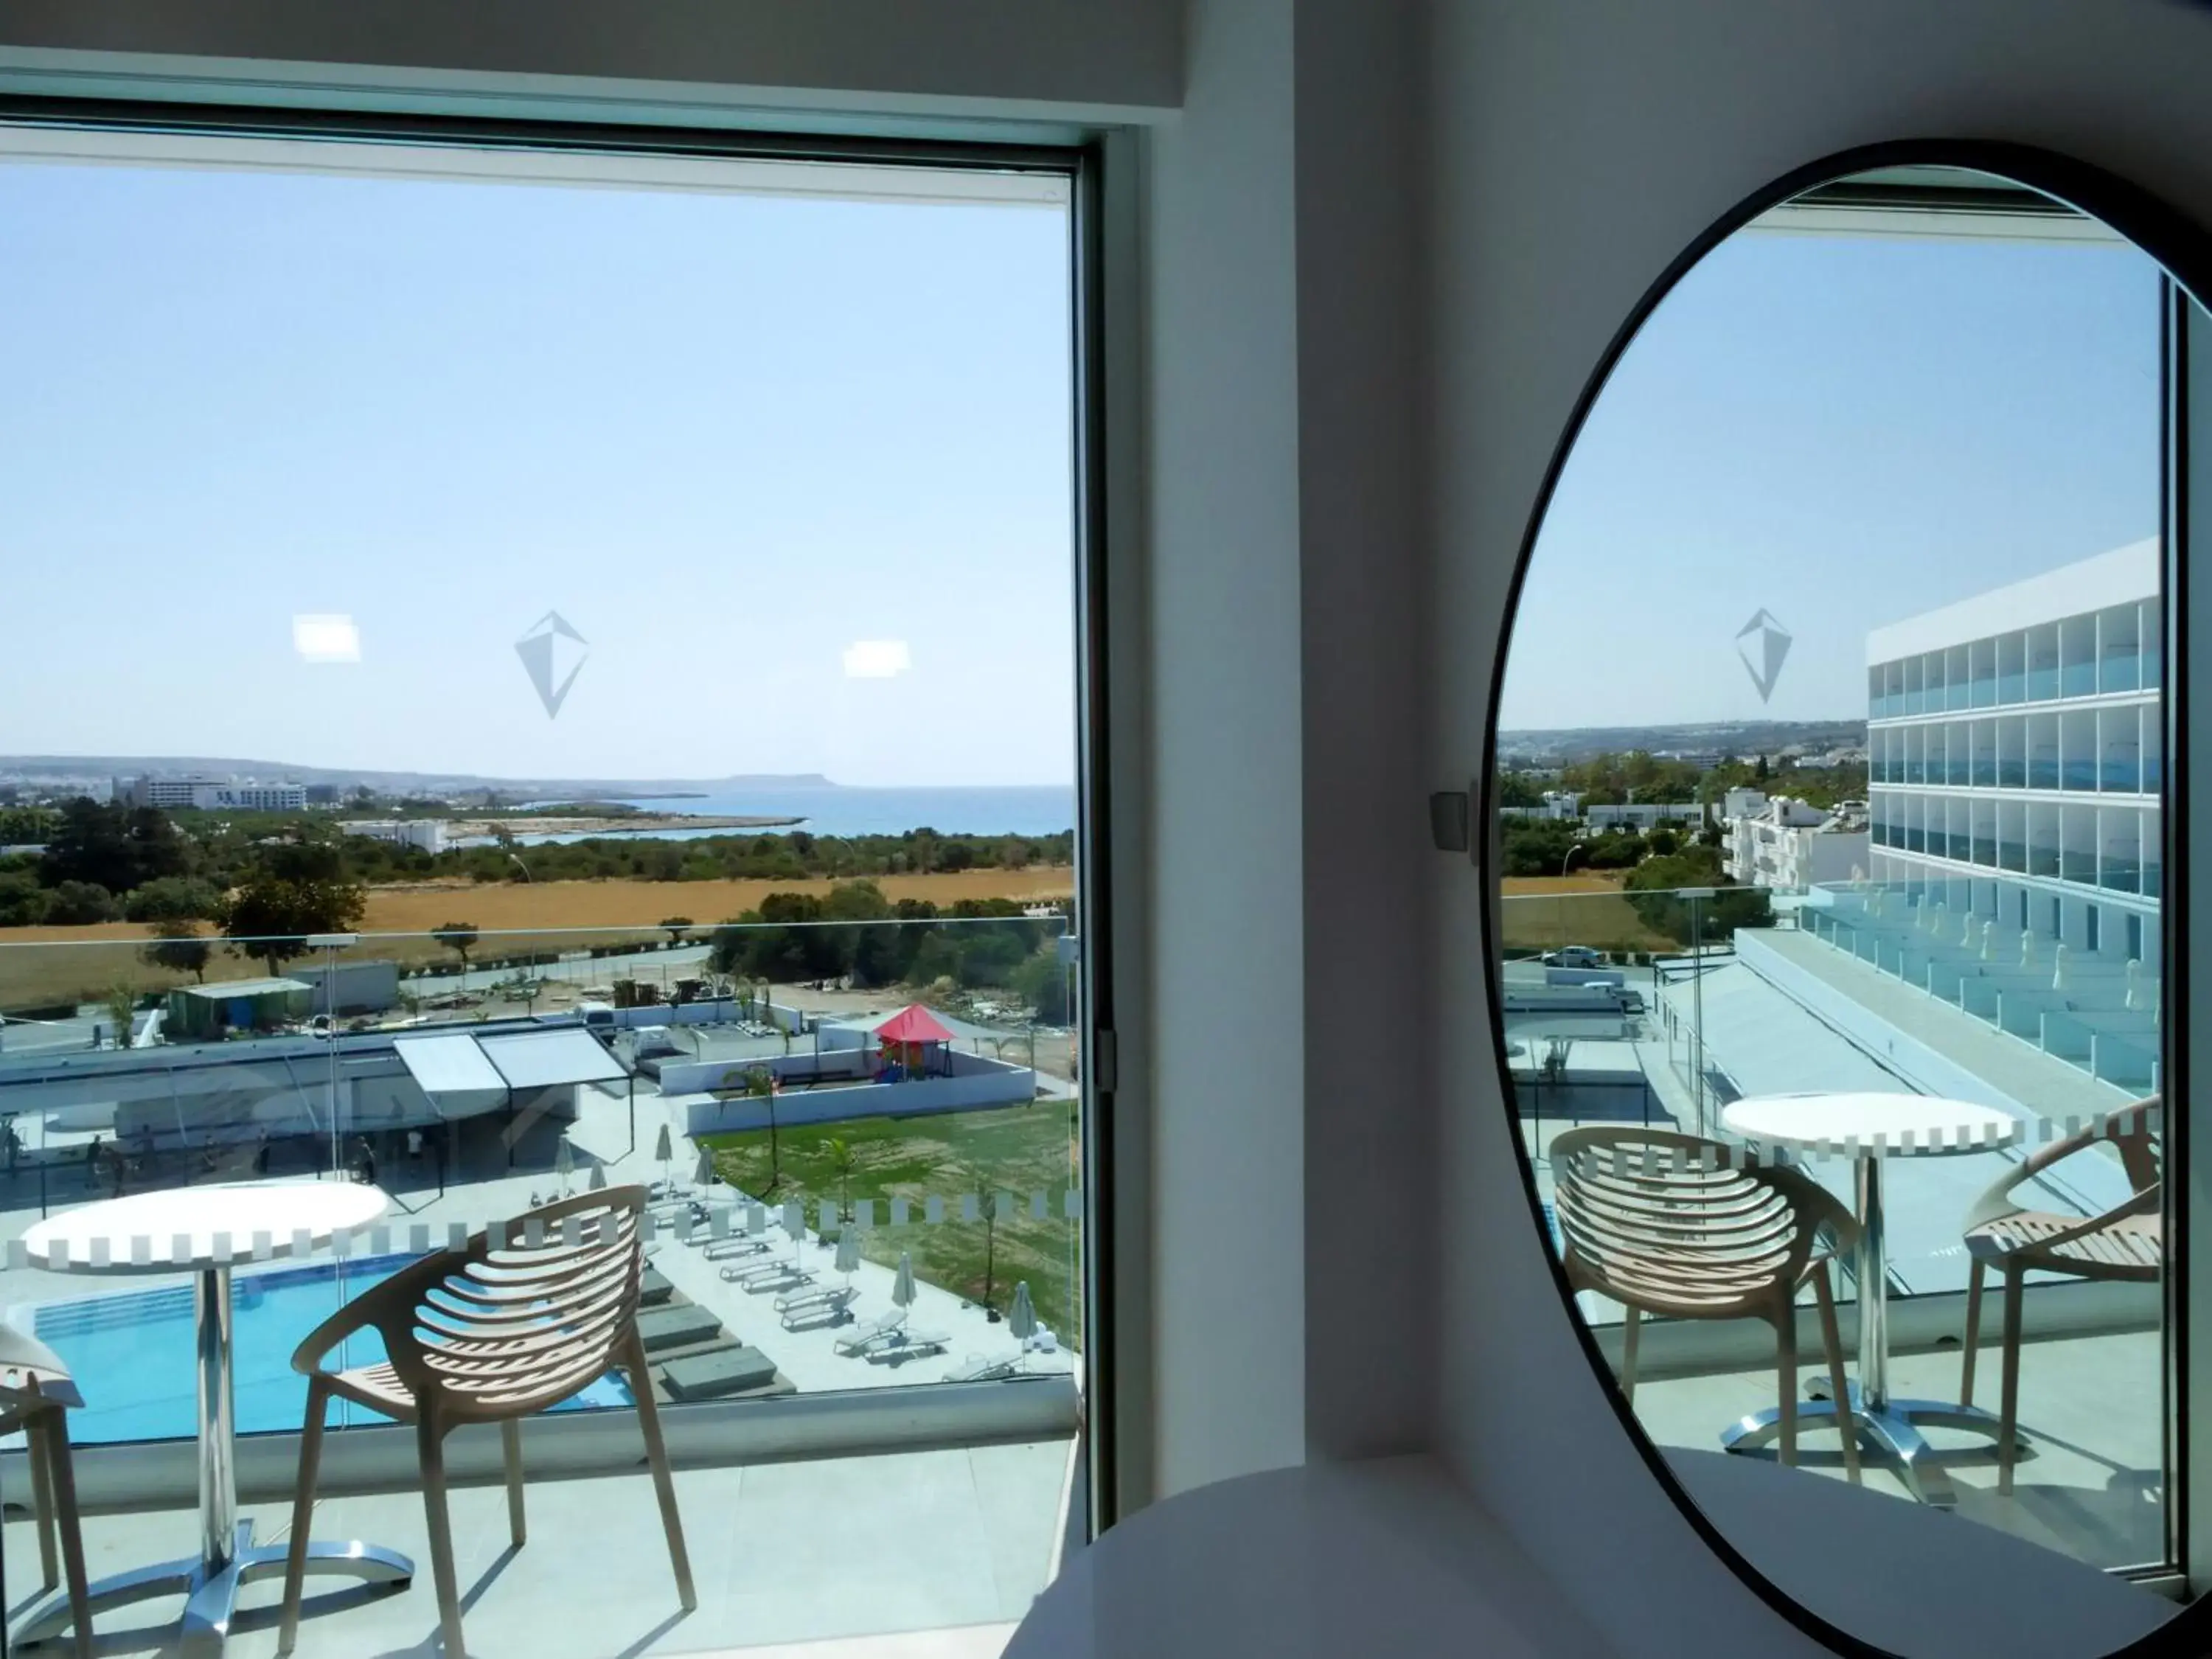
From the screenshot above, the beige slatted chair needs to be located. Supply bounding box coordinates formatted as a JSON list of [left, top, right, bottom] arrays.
[[1551, 1127, 1861, 1480], [1959, 1098, 2161, 1495], [277, 1186, 693, 1656], [0, 1326, 92, 1659]]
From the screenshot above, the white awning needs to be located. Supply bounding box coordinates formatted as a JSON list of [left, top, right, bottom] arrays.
[[479, 1027, 629, 1091], [393, 1034, 509, 1107]]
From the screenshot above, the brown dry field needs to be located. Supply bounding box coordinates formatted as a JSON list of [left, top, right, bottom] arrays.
[[0, 868, 1075, 1010], [1498, 872, 1677, 953]]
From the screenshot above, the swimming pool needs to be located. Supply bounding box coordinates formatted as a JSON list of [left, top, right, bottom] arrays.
[[33, 1253, 634, 1444]]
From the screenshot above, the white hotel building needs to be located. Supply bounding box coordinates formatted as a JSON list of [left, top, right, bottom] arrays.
[[1865, 538, 2162, 967]]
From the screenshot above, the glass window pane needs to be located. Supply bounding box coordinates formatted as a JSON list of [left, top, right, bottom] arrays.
[[2143, 599, 2163, 689], [2059, 612, 2098, 698], [2099, 602, 2142, 693], [1998, 629, 2026, 703], [2028, 801, 2061, 877], [2000, 714, 2027, 788], [2101, 807, 2142, 894], [1905, 653, 1925, 714], [2027, 621, 2062, 700], [1999, 799, 2028, 872], [2062, 804, 2097, 885], [1972, 718, 1997, 787], [1969, 636, 1997, 707], [2028, 712, 2059, 790], [2061, 709, 2098, 791], [1946, 644, 1971, 711], [1972, 798, 1997, 866], [2101, 706, 2143, 793]]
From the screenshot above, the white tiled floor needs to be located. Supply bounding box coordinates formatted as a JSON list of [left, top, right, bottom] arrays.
[[3, 1441, 1071, 1659], [1626, 1330, 2166, 1572]]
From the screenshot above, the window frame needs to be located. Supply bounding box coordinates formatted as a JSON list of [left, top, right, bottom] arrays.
[[0, 93, 1126, 1540]]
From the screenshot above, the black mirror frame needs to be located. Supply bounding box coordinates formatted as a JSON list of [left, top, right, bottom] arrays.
[[1477, 137, 2212, 1659]]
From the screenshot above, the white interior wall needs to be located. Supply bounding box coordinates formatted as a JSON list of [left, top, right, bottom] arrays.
[[1137, 0, 1309, 1498], [1427, 1, 2212, 1654], [0, 0, 1181, 126]]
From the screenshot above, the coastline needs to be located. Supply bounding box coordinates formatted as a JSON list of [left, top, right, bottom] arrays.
[[443, 812, 803, 840]]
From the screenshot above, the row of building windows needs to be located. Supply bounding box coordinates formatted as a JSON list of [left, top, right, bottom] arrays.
[[1865, 855, 2152, 961], [1869, 790, 2161, 897], [1866, 706, 2160, 794], [1868, 598, 2161, 718]]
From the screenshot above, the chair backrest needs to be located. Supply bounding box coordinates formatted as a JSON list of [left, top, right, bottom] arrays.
[[1550, 1127, 1853, 1324], [365, 1186, 649, 1425], [0, 1324, 80, 1426], [1966, 1093, 2161, 1235]]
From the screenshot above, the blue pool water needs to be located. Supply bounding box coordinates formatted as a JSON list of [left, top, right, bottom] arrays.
[[35, 1255, 633, 1445]]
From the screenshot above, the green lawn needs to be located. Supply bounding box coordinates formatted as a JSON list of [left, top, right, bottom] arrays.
[[700, 1097, 1084, 1343]]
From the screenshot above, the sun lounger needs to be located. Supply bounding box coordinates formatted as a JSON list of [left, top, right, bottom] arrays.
[[832, 1310, 908, 1356], [866, 1328, 949, 1363], [701, 1234, 773, 1262], [777, 1284, 858, 1329], [721, 1253, 804, 1284], [774, 1281, 854, 1315], [661, 1344, 780, 1402], [639, 1267, 675, 1307], [948, 1352, 1023, 1382]]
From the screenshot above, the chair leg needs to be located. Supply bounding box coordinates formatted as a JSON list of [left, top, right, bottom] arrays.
[[500, 1418, 527, 1548], [27, 1402, 58, 1590], [1998, 1262, 2025, 1496], [626, 1328, 695, 1611], [1618, 1306, 1641, 1405], [35, 1412, 93, 1659], [279, 1377, 330, 1655], [1811, 1265, 1860, 1484], [1961, 1256, 1985, 1408], [1776, 1305, 1799, 1469], [417, 1412, 467, 1658]]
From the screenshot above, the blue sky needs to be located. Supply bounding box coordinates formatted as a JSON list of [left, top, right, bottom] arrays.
[[0, 159, 1075, 785], [1501, 224, 2163, 731]]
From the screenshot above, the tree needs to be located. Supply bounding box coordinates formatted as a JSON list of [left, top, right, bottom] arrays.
[[723, 1064, 782, 1192], [104, 981, 137, 1048], [142, 925, 213, 983], [0, 872, 49, 926], [1494, 770, 1546, 808], [660, 917, 695, 947], [1622, 851, 1772, 947], [46, 880, 118, 925], [221, 872, 366, 978], [1012, 946, 1073, 1023], [821, 1135, 858, 1222], [961, 1164, 1001, 1318], [123, 875, 224, 924], [432, 921, 479, 976], [40, 798, 187, 895]]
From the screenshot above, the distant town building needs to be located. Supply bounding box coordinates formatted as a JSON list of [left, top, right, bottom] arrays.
[[1865, 538, 2160, 963], [114, 774, 308, 813], [1722, 791, 1868, 889], [1586, 801, 1705, 832], [341, 818, 451, 854]]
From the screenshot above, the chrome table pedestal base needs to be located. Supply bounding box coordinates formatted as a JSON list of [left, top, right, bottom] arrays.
[[14, 1521, 414, 1654], [1721, 1382, 2014, 1508], [13, 1264, 414, 1655]]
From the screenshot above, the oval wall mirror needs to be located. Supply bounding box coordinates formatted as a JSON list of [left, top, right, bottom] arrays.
[[1489, 155, 2203, 1658]]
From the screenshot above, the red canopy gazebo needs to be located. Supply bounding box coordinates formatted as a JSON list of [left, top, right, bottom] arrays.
[[874, 1004, 955, 1079]]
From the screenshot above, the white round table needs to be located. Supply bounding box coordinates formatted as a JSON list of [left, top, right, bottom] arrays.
[[1719, 1092, 2020, 1506], [13, 1181, 412, 1655]]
